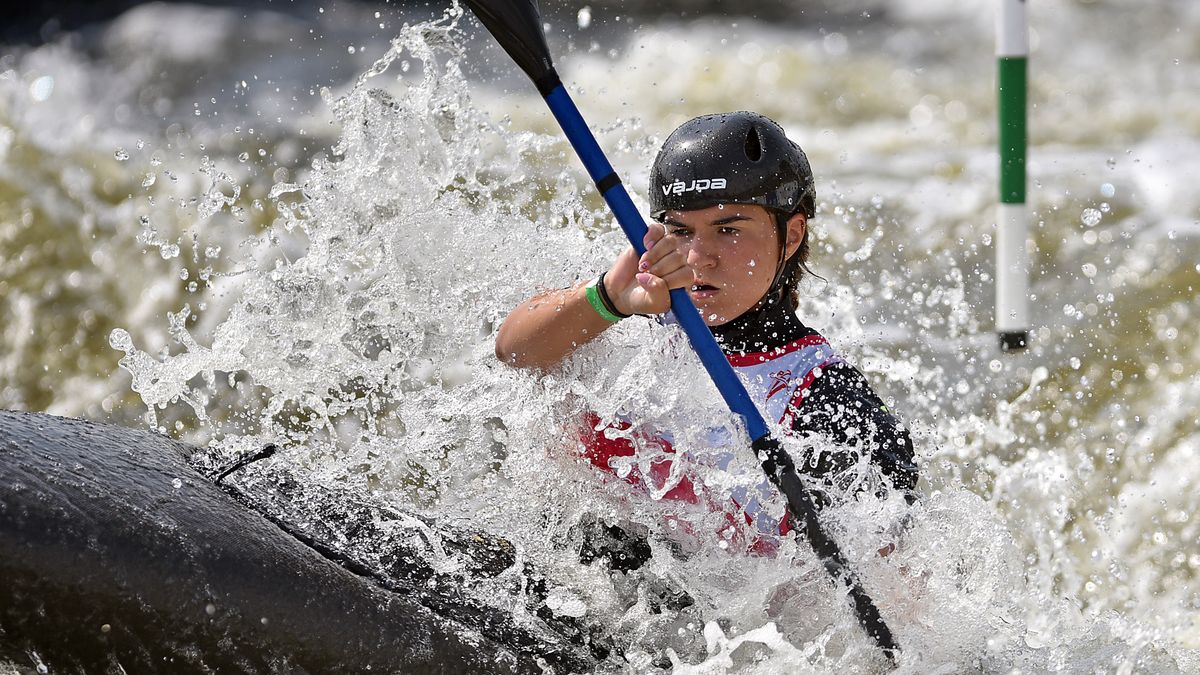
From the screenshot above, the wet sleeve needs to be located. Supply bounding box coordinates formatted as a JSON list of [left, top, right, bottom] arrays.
[[788, 362, 919, 498]]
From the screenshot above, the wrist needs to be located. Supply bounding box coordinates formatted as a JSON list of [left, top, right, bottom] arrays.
[[585, 274, 628, 322], [596, 271, 633, 319]]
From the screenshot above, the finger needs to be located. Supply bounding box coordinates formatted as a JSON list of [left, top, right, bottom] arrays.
[[642, 222, 665, 252], [635, 272, 668, 296], [646, 249, 688, 279], [639, 228, 681, 272], [661, 267, 696, 290]]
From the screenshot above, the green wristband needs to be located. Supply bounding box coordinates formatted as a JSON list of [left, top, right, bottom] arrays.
[[585, 278, 624, 322]]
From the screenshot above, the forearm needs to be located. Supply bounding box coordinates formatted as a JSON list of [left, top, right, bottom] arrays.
[[496, 223, 689, 372], [494, 281, 617, 371]]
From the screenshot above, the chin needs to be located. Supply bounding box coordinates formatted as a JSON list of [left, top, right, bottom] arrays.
[[701, 311, 734, 327], [688, 294, 736, 325]]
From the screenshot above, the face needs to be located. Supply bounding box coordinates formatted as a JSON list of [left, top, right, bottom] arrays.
[[662, 204, 806, 326]]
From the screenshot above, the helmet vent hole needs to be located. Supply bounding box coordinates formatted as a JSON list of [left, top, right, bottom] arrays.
[[744, 127, 763, 162]]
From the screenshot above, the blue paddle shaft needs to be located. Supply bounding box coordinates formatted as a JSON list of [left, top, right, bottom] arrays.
[[543, 85, 770, 442]]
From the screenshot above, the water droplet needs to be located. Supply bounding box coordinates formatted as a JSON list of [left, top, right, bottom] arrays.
[[29, 75, 54, 102], [823, 32, 848, 57], [160, 243, 180, 259], [172, 478, 183, 489], [238, 152, 249, 162], [108, 328, 132, 352], [114, 148, 129, 161], [141, 172, 156, 188], [1100, 183, 1115, 198], [577, 6, 592, 28], [1081, 208, 1102, 227], [1081, 263, 1098, 278], [988, 359, 1003, 373]]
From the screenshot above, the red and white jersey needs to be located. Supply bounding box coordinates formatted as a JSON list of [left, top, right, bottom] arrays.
[[725, 334, 846, 429], [579, 333, 845, 551]]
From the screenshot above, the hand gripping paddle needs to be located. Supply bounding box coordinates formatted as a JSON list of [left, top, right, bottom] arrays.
[[462, 0, 899, 659]]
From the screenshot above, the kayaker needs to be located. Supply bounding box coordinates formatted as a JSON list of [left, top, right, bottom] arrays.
[[495, 111, 918, 554]]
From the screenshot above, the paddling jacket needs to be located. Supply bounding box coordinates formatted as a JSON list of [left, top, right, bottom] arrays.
[[579, 299, 918, 550]]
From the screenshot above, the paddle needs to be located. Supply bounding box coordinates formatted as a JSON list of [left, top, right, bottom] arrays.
[[462, 0, 899, 659]]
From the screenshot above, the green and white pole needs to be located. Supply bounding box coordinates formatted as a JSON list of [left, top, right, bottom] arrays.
[[996, 0, 1029, 351]]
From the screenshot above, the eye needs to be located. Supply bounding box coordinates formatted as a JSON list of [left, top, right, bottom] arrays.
[[718, 226, 740, 235], [667, 226, 691, 237]]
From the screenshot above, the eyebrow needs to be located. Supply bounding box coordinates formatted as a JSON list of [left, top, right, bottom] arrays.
[[663, 214, 753, 228]]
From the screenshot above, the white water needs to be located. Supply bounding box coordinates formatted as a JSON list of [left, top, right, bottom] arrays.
[[3, 0, 1199, 671]]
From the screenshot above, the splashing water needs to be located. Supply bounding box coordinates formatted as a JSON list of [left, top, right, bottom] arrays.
[[0, 0, 1197, 670]]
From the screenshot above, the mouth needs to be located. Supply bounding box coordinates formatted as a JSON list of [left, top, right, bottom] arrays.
[[689, 282, 719, 298]]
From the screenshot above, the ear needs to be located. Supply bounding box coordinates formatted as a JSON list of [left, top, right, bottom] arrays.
[[782, 212, 807, 261]]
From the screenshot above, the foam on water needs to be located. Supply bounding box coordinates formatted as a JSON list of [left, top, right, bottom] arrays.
[[2, 0, 1199, 671]]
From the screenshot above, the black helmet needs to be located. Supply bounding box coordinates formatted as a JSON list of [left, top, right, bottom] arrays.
[[649, 111, 815, 221]]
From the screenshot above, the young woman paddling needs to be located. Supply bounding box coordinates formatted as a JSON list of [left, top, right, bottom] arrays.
[[495, 111, 918, 555]]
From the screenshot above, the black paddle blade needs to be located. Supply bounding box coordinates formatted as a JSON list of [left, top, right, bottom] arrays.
[[463, 0, 559, 92], [751, 435, 900, 659]]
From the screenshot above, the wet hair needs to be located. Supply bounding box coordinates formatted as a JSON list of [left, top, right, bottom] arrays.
[[773, 211, 819, 311]]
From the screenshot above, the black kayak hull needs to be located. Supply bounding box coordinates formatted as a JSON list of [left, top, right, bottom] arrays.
[[0, 410, 564, 674]]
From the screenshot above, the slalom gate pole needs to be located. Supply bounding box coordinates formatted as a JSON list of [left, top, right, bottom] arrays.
[[997, 0, 1030, 351]]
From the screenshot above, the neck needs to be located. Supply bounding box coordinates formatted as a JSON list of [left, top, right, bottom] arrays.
[[709, 294, 808, 354]]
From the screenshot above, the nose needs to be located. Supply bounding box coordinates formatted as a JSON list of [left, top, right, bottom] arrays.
[[684, 232, 718, 270]]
